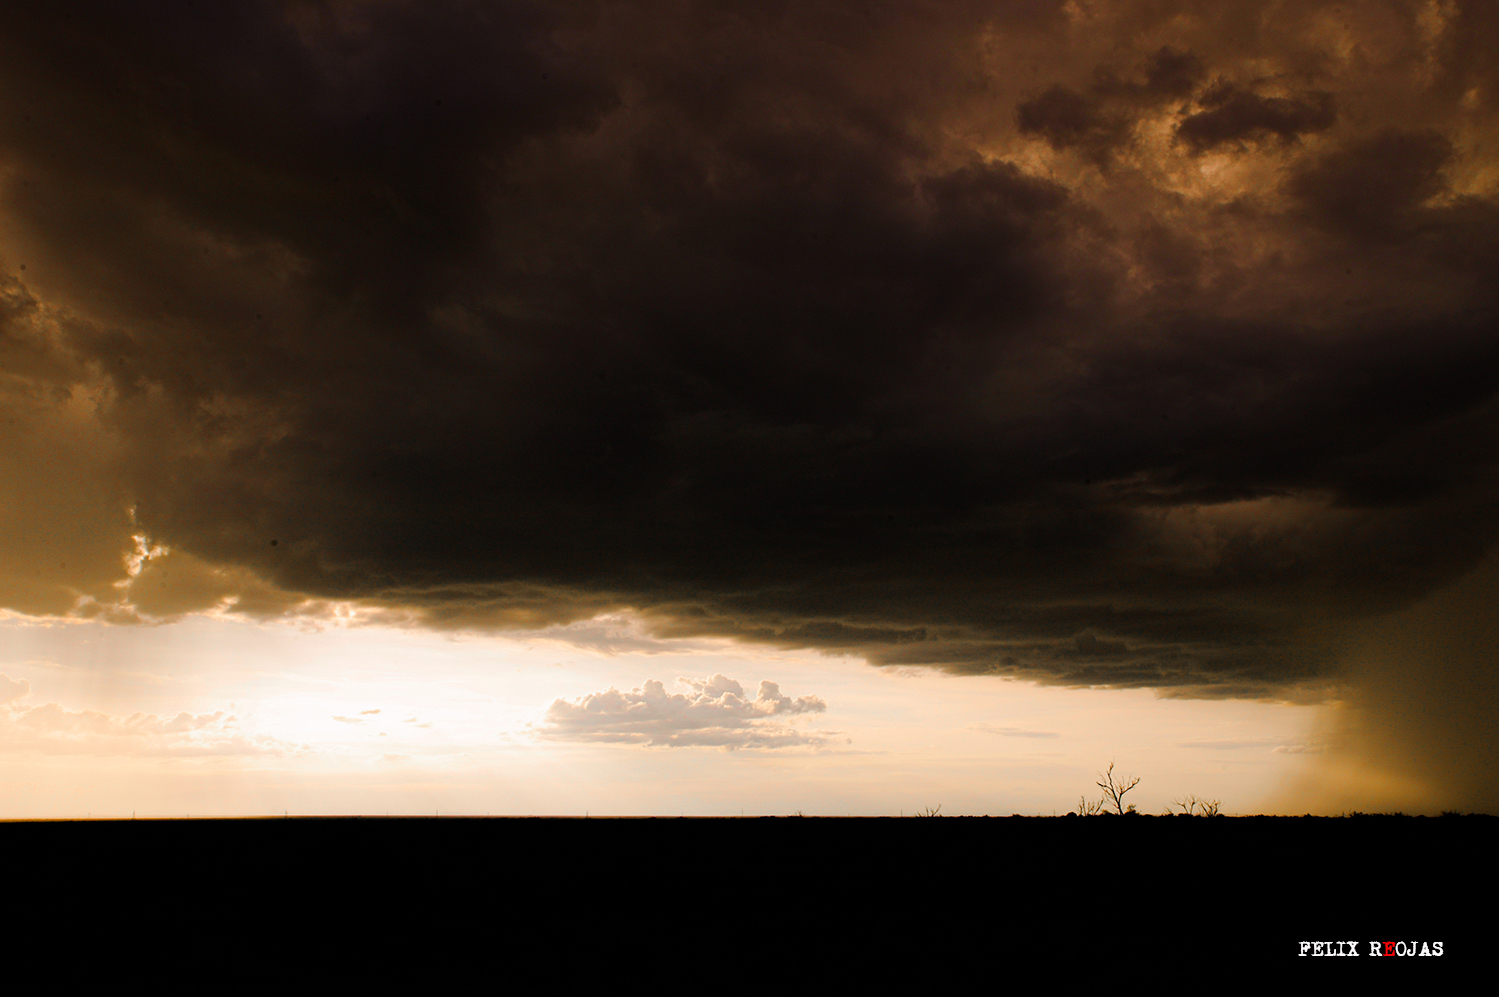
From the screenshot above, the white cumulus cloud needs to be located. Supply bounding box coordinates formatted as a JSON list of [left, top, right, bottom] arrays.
[[538, 674, 828, 749]]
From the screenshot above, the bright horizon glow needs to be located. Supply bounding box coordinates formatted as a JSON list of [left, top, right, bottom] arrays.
[[0, 611, 1322, 818]]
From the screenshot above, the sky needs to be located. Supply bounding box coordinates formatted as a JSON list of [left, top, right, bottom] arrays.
[[2, 0, 1497, 816]]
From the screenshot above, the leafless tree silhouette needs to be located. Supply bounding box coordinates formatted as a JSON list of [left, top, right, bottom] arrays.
[[1167, 793, 1222, 816], [1096, 761, 1140, 815]]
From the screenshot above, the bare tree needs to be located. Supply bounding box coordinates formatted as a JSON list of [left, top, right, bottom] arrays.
[[1096, 761, 1140, 815]]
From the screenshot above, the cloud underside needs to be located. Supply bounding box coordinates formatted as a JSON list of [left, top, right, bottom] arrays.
[[2, 1, 1499, 700], [539, 675, 828, 749]]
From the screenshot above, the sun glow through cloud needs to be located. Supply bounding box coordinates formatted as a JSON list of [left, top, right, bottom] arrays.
[[0, 611, 1320, 817]]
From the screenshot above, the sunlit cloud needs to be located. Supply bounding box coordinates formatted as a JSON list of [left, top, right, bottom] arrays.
[[538, 674, 829, 750]]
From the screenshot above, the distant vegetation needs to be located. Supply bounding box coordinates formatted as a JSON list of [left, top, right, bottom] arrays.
[[883, 767, 1499, 818], [1167, 794, 1222, 817], [1067, 761, 1222, 817]]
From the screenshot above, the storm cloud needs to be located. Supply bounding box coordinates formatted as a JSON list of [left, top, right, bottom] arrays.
[[3, 0, 1498, 755]]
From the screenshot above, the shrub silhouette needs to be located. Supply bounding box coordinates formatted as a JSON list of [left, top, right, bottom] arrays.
[[1167, 793, 1222, 817], [1074, 794, 1105, 816]]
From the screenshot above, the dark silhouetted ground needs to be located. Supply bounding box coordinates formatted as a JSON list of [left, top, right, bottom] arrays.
[[7, 813, 1484, 981]]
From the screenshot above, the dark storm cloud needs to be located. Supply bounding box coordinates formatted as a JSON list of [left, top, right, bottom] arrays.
[[1176, 84, 1336, 152], [1135, 47, 1208, 100], [1289, 128, 1455, 237], [1015, 85, 1130, 163], [3, 0, 1499, 728], [1015, 47, 1207, 164]]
